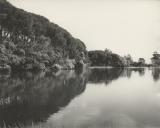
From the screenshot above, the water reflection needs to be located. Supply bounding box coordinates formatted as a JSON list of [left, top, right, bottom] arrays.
[[130, 68, 145, 76], [152, 68, 160, 82], [88, 68, 124, 85], [48, 68, 160, 128], [0, 68, 159, 128], [88, 68, 146, 85], [0, 70, 87, 127]]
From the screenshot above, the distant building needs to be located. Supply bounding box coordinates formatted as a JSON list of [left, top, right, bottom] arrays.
[[151, 51, 160, 66]]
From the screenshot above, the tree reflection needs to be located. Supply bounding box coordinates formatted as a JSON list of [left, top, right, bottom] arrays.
[[131, 68, 145, 76], [88, 68, 124, 85], [152, 68, 160, 82], [0, 70, 87, 127], [88, 68, 146, 85], [0, 67, 148, 127]]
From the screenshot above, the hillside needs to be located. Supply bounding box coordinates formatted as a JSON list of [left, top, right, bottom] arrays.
[[0, 0, 88, 71]]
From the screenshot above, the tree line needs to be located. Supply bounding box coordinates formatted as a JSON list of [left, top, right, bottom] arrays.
[[0, 0, 88, 71], [88, 49, 148, 67], [0, 0, 159, 72]]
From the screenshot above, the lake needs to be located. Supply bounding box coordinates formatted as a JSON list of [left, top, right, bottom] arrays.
[[0, 68, 160, 128]]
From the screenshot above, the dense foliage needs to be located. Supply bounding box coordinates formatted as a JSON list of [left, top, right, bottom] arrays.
[[0, 0, 87, 70], [88, 49, 133, 67], [151, 51, 160, 66], [88, 49, 149, 67], [0, 0, 149, 71]]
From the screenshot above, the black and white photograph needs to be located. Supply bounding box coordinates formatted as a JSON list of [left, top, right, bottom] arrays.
[[0, 0, 160, 127]]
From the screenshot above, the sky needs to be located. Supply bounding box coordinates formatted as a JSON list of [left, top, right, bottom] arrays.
[[8, 0, 160, 63]]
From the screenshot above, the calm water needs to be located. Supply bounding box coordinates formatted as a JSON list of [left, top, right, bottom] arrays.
[[0, 68, 160, 128]]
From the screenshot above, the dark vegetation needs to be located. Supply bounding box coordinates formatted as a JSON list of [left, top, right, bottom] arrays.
[[88, 68, 146, 85], [88, 49, 134, 67], [0, 0, 155, 73], [88, 68, 124, 84], [88, 49, 150, 67], [151, 52, 160, 66], [0, 67, 155, 128], [0, 0, 88, 71], [0, 71, 87, 127]]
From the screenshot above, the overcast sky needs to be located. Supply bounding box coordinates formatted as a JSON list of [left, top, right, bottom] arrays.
[[9, 0, 160, 62]]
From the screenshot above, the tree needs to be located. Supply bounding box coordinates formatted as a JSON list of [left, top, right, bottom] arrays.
[[153, 51, 160, 59], [104, 48, 112, 55], [138, 58, 145, 65], [0, 13, 7, 43], [124, 54, 133, 66], [88, 50, 125, 67], [0, 0, 88, 71], [151, 51, 160, 66], [0, 25, 2, 44]]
